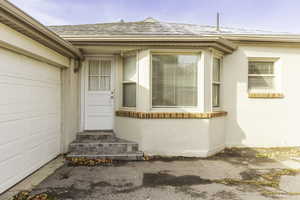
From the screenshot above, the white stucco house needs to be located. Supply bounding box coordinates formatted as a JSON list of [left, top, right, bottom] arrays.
[[2, 0, 300, 193]]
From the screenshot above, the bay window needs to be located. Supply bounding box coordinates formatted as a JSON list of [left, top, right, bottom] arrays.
[[212, 57, 221, 108], [152, 54, 198, 107], [122, 55, 137, 107]]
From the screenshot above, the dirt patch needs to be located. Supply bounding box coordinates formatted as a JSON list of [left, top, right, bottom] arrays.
[[143, 173, 212, 187], [215, 168, 300, 197], [214, 147, 300, 161]]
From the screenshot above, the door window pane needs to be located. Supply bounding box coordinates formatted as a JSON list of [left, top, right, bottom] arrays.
[[152, 55, 198, 107], [89, 76, 100, 91], [89, 60, 100, 75], [123, 83, 136, 107], [100, 76, 111, 90], [88, 60, 111, 91], [100, 60, 111, 76]]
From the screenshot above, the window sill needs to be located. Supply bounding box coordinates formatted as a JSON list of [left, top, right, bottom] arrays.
[[212, 107, 222, 112], [119, 107, 136, 111], [248, 93, 284, 98], [115, 110, 227, 119]]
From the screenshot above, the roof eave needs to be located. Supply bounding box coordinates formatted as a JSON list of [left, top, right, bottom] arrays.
[[0, 0, 82, 59], [223, 34, 300, 43], [60, 35, 237, 54]]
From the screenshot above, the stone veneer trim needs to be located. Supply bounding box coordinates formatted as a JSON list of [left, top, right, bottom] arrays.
[[115, 110, 227, 119]]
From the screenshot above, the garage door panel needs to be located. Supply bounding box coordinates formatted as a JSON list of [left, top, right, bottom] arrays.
[[0, 139, 24, 163], [0, 120, 29, 145], [0, 120, 61, 162], [0, 154, 24, 189], [0, 49, 62, 193]]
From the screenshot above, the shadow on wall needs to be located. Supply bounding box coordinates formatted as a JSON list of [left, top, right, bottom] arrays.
[[223, 48, 247, 147]]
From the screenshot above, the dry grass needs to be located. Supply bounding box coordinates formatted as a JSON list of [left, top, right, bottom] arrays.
[[213, 168, 300, 197], [13, 191, 55, 200], [65, 157, 113, 166]]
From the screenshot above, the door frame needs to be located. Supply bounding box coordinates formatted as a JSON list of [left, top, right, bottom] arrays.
[[80, 55, 116, 131]]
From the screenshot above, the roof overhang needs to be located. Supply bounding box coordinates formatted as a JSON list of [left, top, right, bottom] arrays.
[[61, 35, 237, 54], [0, 0, 82, 59], [223, 34, 300, 46]]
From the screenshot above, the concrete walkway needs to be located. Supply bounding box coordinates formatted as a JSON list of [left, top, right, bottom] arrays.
[[2, 148, 300, 200]]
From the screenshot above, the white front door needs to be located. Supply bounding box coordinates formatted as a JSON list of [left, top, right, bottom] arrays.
[[85, 57, 114, 130]]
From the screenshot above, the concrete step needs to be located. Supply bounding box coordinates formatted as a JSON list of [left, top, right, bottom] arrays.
[[66, 151, 144, 161], [69, 139, 139, 154], [76, 131, 114, 140], [68, 131, 143, 162]]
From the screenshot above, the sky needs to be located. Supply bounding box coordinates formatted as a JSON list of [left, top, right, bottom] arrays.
[[8, 0, 300, 33]]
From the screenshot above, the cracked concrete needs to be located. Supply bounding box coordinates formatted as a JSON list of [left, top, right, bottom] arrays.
[[3, 148, 300, 200]]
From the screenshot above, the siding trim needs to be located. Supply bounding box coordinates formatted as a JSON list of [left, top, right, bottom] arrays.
[[0, 40, 68, 68]]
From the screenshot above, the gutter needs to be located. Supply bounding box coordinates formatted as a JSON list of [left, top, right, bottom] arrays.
[[0, 0, 82, 59], [222, 34, 300, 43], [60, 35, 238, 53]]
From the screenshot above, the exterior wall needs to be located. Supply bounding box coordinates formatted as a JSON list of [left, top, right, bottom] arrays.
[[0, 47, 62, 193], [223, 45, 300, 147], [209, 117, 226, 153], [115, 117, 226, 157], [61, 60, 80, 153]]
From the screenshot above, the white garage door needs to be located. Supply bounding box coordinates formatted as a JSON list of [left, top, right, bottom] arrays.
[[0, 48, 61, 193]]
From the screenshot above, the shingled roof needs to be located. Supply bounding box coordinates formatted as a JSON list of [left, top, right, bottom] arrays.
[[48, 17, 281, 37]]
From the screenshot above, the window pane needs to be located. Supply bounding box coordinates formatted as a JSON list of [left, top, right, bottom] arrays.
[[213, 58, 221, 82], [89, 60, 100, 75], [123, 56, 136, 82], [89, 76, 99, 91], [248, 76, 274, 92], [213, 84, 220, 107], [249, 62, 274, 74], [123, 83, 136, 107], [100, 60, 111, 76], [99, 76, 110, 90], [152, 55, 198, 107]]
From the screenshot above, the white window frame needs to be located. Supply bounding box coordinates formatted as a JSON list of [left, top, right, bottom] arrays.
[[150, 51, 202, 111], [212, 56, 222, 110], [247, 57, 280, 94], [121, 54, 138, 109]]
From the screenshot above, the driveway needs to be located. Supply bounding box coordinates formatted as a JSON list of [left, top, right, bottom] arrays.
[[6, 148, 300, 200]]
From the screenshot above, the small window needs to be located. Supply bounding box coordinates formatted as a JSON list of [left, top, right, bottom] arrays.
[[152, 54, 198, 107], [122, 55, 137, 107], [248, 61, 275, 93], [88, 60, 111, 91], [212, 57, 221, 108]]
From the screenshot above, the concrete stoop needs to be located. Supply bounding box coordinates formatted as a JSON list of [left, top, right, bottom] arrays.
[[66, 131, 144, 161]]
